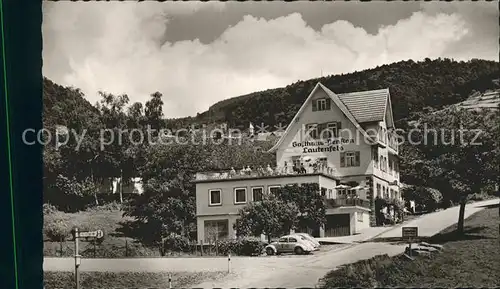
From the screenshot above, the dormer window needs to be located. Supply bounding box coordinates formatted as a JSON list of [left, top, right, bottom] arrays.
[[312, 98, 331, 111]]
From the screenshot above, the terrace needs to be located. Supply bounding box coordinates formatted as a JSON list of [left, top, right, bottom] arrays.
[[195, 164, 340, 182], [324, 197, 370, 209]]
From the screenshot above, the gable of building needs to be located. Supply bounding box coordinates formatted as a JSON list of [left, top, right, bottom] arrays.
[[269, 83, 386, 153]]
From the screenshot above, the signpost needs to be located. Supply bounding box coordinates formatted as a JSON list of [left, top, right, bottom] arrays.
[[72, 228, 104, 289], [402, 226, 418, 258]]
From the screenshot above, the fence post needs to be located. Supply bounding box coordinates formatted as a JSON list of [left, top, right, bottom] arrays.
[[168, 273, 172, 289], [125, 239, 128, 257], [200, 239, 203, 256]]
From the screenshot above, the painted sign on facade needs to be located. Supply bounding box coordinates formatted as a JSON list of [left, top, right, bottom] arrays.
[[291, 138, 355, 153]]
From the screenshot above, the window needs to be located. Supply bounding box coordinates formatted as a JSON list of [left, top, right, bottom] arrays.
[[204, 219, 229, 243], [312, 98, 331, 111], [341, 151, 360, 167], [278, 237, 287, 242], [234, 188, 247, 204], [379, 156, 384, 171], [372, 147, 379, 168], [317, 122, 340, 140], [327, 122, 338, 138], [209, 189, 222, 206], [346, 152, 356, 167], [358, 212, 364, 222], [268, 185, 280, 195], [305, 123, 318, 139], [288, 237, 298, 243], [317, 99, 327, 110], [376, 184, 381, 197], [320, 187, 327, 197], [327, 189, 333, 199], [292, 156, 301, 168], [252, 187, 264, 202]]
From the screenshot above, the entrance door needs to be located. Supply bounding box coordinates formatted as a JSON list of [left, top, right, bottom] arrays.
[[324, 214, 350, 237]]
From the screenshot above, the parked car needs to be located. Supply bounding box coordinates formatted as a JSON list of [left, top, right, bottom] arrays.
[[265, 235, 316, 255], [293, 233, 320, 248]]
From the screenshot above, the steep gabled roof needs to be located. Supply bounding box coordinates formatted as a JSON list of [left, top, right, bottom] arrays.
[[337, 88, 390, 123], [268, 82, 382, 153]]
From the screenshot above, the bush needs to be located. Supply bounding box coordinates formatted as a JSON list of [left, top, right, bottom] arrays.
[[43, 203, 58, 215], [215, 237, 267, 256], [319, 254, 394, 288], [44, 211, 72, 242], [402, 185, 443, 212], [236, 237, 266, 256], [162, 234, 190, 252]]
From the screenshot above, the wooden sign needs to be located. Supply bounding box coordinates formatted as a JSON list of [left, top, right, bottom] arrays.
[[402, 226, 418, 238]]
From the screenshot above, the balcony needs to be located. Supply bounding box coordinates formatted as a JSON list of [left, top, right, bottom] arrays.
[[325, 197, 370, 209], [195, 165, 340, 182]]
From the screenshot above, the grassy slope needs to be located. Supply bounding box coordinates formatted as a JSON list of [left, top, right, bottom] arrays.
[[44, 271, 230, 289], [320, 205, 500, 287], [44, 206, 160, 258]]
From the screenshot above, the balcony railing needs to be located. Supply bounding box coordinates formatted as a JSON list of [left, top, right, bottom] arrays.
[[195, 165, 339, 181], [325, 197, 370, 209]]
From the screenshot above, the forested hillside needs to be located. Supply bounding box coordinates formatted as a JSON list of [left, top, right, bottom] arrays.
[[44, 58, 499, 131], [201, 58, 499, 129]]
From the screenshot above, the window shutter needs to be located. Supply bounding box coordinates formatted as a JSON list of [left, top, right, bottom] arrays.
[[312, 100, 317, 112], [337, 121, 341, 137], [355, 151, 360, 166], [340, 152, 345, 167], [325, 98, 331, 110]]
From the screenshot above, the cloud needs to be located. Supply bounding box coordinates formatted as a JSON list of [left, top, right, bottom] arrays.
[[42, 3, 498, 118]]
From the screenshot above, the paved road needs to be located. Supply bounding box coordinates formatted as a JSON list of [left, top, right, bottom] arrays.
[[193, 198, 499, 288], [376, 198, 499, 239], [43, 243, 349, 273], [44, 199, 498, 287]]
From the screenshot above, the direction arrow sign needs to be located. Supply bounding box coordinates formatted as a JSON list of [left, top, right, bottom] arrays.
[[77, 230, 104, 239]]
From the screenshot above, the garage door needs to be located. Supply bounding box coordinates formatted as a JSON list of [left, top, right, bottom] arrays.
[[324, 214, 350, 237]]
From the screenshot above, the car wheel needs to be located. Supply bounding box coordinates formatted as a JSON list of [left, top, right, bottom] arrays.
[[294, 246, 304, 255], [266, 248, 275, 256]]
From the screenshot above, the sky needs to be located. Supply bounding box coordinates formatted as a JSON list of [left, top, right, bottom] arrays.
[[42, 1, 499, 118]]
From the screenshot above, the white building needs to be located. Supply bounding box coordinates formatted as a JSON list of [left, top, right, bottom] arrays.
[[194, 82, 401, 243]]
